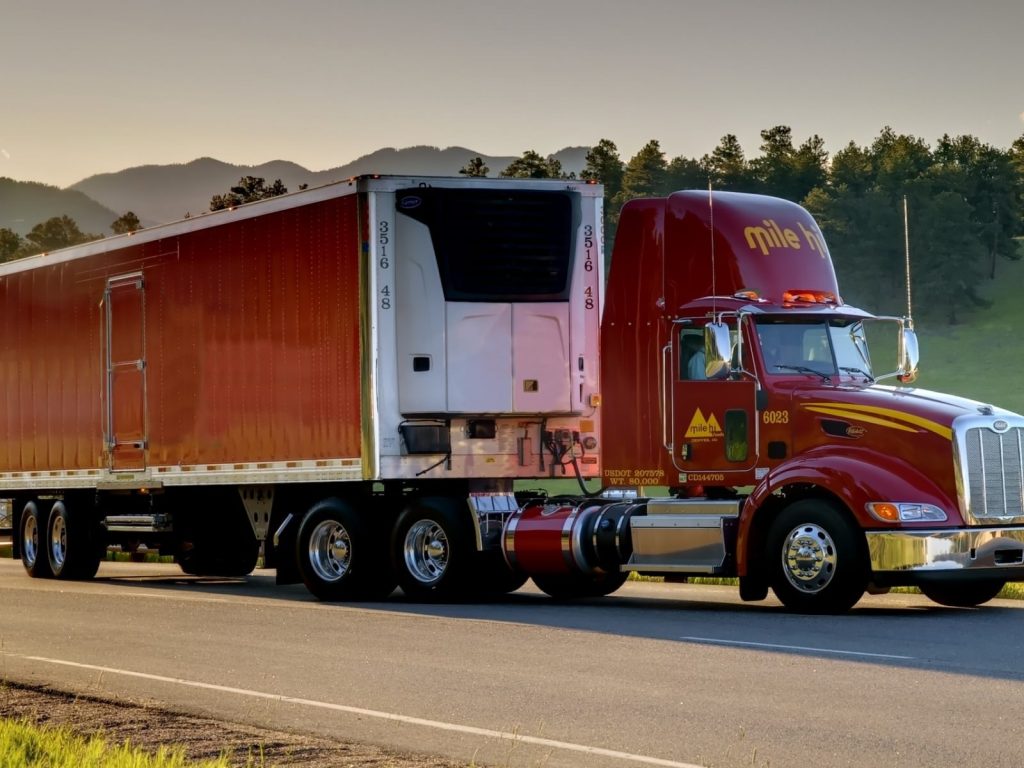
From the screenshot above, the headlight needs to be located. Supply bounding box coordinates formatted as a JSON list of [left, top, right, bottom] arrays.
[[866, 502, 948, 523]]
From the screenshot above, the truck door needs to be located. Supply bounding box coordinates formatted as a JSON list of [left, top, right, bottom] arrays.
[[102, 274, 148, 471], [670, 323, 758, 478]]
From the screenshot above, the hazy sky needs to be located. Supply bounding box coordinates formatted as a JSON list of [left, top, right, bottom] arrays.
[[2, 0, 1022, 188]]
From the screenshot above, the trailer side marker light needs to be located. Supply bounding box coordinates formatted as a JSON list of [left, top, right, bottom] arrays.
[[589, 394, 602, 407]]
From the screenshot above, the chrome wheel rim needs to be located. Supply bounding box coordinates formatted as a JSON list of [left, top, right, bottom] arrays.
[[781, 523, 837, 594], [308, 520, 351, 583], [50, 512, 67, 571], [22, 513, 39, 566], [403, 519, 449, 585]]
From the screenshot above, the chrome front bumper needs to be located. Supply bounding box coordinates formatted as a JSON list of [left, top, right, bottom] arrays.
[[866, 527, 1024, 573]]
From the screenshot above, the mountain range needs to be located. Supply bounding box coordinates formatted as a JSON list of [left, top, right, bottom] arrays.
[[2, 145, 589, 236]]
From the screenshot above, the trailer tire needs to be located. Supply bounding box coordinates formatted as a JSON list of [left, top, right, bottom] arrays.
[[392, 500, 472, 601], [767, 499, 867, 614], [531, 570, 629, 600], [296, 499, 395, 601], [920, 580, 1004, 608], [46, 500, 101, 581], [20, 501, 52, 578]]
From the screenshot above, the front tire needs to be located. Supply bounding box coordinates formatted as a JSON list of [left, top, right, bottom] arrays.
[[20, 501, 52, 578], [296, 499, 395, 601], [767, 499, 867, 614], [920, 580, 1004, 607]]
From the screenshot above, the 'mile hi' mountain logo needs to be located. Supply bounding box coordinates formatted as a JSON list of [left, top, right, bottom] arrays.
[[684, 409, 723, 440]]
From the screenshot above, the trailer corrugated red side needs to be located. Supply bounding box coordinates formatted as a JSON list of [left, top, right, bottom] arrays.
[[0, 195, 363, 477]]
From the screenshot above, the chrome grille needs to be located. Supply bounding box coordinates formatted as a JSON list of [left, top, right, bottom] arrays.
[[964, 426, 1024, 520]]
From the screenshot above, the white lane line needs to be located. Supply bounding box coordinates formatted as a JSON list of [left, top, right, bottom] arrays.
[[12, 654, 706, 768], [680, 637, 915, 660]]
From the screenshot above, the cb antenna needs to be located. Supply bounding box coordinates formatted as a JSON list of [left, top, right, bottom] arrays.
[[709, 180, 716, 316], [903, 195, 913, 327]]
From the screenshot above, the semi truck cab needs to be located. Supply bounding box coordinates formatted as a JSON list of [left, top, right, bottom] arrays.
[[596, 190, 1024, 611]]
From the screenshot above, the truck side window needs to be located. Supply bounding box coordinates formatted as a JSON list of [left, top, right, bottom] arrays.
[[680, 331, 705, 380]]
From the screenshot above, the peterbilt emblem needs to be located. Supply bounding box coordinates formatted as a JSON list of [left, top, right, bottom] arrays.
[[398, 195, 423, 209], [846, 425, 866, 438], [993, 420, 1010, 433]]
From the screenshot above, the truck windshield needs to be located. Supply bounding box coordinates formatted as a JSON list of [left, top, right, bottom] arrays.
[[756, 318, 872, 380]]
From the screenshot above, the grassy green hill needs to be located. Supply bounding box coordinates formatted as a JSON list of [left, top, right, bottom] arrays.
[[911, 242, 1024, 414]]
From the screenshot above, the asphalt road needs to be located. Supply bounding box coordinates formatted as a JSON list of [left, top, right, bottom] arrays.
[[2, 557, 1023, 768]]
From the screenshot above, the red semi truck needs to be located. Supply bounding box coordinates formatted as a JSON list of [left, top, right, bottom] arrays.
[[5, 176, 1024, 612]]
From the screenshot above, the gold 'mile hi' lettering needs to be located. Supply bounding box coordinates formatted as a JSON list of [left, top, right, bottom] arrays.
[[685, 408, 723, 439], [798, 221, 826, 258], [744, 219, 801, 256]]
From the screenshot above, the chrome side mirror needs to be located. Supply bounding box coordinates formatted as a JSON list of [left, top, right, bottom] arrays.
[[705, 321, 732, 380], [899, 327, 919, 383]]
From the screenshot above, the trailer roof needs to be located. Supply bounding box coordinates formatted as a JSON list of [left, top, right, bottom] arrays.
[[0, 175, 602, 277]]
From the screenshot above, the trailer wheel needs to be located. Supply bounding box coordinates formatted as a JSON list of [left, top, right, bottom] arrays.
[[20, 501, 52, 578], [920, 580, 1005, 608], [392, 500, 472, 601], [296, 499, 395, 601], [531, 571, 629, 600], [767, 499, 867, 614], [46, 500, 101, 580]]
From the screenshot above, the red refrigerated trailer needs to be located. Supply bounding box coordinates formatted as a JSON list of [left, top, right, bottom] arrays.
[[3, 176, 605, 600]]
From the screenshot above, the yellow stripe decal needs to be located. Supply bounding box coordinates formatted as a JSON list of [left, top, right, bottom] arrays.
[[804, 402, 952, 440], [805, 406, 920, 434]]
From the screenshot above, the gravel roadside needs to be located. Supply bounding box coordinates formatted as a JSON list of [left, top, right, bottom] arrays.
[[1, 681, 465, 768]]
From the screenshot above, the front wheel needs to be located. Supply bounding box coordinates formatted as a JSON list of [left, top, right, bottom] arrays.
[[767, 499, 868, 614], [920, 580, 1004, 607]]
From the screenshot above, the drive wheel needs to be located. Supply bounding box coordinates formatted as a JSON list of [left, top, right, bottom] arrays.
[[767, 499, 867, 614], [296, 499, 394, 601], [20, 501, 52, 578], [392, 500, 472, 601], [531, 570, 628, 600], [920, 580, 1004, 607], [475, 550, 529, 597], [47, 500, 101, 580]]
